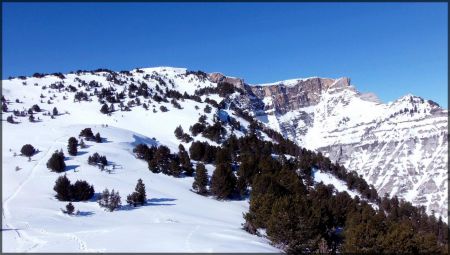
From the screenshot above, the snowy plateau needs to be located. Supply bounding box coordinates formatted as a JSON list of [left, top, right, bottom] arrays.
[[1, 67, 447, 252]]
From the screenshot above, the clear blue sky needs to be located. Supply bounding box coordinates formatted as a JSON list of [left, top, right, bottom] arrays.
[[3, 3, 448, 108]]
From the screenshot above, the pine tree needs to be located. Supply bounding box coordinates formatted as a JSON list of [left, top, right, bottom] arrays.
[[236, 175, 248, 197], [174, 125, 184, 140], [192, 163, 208, 195], [135, 179, 146, 205], [79, 128, 94, 139], [127, 192, 139, 207], [98, 188, 110, 208], [148, 159, 159, 173], [54, 175, 72, 201], [169, 160, 182, 177], [67, 137, 78, 156], [70, 180, 95, 201], [2, 102, 7, 112], [210, 163, 236, 199], [47, 150, 66, 172], [189, 141, 206, 161], [108, 189, 122, 212], [6, 115, 14, 124], [98, 188, 122, 212], [179, 146, 194, 176], [160, 105, 168, 112], [127, 179, 147, 207], [79, 138, 87, 149], [95, 133, 102, 143], [153, 145, 171, 173], [204, 104, 212, 113], [100, 103, 109, 114], [28, 113, 35, 122], [66, 202, 75, 215], [20, 144, 36, 157], [32, 104, 41, 112]]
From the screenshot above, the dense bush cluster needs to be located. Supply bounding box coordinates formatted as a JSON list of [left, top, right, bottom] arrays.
[[79, 128, 94, 139], [159, 105, 169, 112], [174, 125, 193, 143], [201, 121, 227, 143], [53, 175, 94, 201], [194, 82, 241, 97], [98, 188, 122, 212], [79, 128, 102, 143], [47, 150, 66, 172], [188, 118, 227, 143], [133, 144, 193, 177], [188, 141, 219, 164], [186, 70, 208, 80], [74, 91, 89, 102], [20, 144, 36, 157], [88, 153, 108, 169]]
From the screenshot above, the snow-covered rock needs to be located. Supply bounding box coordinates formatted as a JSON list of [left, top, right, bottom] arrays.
[[231, 76, 448, 222]]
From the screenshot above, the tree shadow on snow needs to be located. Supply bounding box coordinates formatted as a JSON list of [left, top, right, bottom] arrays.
[[76, 151, 89, 156], [130, 134, 158, 148], [100, 138, 112, 143], [147, 198, 177, 205], [2, 228, 21, 231], [65, 165, 80, 172], [89, 193, 101, 202], [119, 198, 177, 211], [79, 144, 92, 149], [75, 211, 94, 217]]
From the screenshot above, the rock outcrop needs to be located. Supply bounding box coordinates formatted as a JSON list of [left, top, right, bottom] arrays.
[[225, 75, 448, 221]]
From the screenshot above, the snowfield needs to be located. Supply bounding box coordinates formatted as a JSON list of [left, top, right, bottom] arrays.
[[1, 70, 279, 252]]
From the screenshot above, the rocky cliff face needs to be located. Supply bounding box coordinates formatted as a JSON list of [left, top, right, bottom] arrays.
[[224, 76, 448, 221]]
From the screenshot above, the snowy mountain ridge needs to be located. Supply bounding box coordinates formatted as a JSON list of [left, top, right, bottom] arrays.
[[226, 73, 447, 221]]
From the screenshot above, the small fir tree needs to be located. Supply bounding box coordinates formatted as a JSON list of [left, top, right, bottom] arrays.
[[54, 175, 72, 201], [174, 125, 184, 140], [127, 179, 146, 207], [79, 138, 87, 148], [192, 163, 208, 195], [67, 137, 78, 156], [66, 202, 75, 215], [95, 133, 102, 143], [100, 103, 109, 114], [210, 163, 236, 199]]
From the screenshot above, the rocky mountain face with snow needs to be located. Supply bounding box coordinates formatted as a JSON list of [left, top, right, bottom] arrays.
[[218, 73, 448, 221]]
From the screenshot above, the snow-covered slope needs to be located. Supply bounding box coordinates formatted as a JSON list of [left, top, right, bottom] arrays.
[[2, 66, 447, 252], [231, 76, 448, 222], [1, 68, 278, 252]]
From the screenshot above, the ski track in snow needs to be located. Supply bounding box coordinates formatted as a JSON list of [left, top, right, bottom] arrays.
[[2, 133, 68, 252], [184, 225, 200, 252]]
